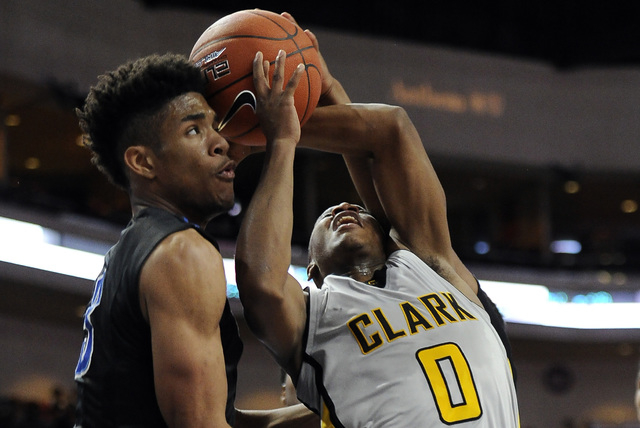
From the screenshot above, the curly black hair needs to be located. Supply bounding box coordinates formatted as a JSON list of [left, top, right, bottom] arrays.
[[77, 53, 206, 190]]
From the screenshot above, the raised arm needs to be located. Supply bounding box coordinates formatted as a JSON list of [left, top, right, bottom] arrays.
[[234, 50, 308, 378], [301, 103, 480, 307], [289, 17, 476, 295], [299, 105, 435, 242], [297, 22, 386, 223], [300, 104, 479, 300], [294, 20, 449, 260]]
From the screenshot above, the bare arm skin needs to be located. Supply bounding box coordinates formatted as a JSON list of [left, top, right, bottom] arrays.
[[235, 404, 318, 428], [140, 228, 231, 428], [300, 24, 386, 226], [238, 33, 480, 396], [293, 19, 478, 300], [141, 227, 319, 428], [299, 103, 480, 304], [235, 50, 309, 379]]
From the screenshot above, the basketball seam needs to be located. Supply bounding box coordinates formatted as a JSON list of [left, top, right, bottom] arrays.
[[191, 10, 300, 59], [204, 45, 317, 98], [192, 10, 321, 144]]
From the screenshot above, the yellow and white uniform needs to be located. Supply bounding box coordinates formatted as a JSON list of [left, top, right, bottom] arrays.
[[296, 250, 519, 428]]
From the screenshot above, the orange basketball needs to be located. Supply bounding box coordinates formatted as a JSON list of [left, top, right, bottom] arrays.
[[190, 10, 322, 146]]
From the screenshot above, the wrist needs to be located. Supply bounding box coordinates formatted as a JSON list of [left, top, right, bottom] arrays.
[[266, 137, 299, 160], [319, 80, 350, 106]]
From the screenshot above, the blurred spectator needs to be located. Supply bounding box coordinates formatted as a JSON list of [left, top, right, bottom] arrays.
[[15, 401, 46, 428], [0, 386, 74, 428]]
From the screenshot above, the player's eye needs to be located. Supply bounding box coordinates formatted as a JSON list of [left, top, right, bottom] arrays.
[[187, 126, 199, 135], [354, 205, 370, 216]]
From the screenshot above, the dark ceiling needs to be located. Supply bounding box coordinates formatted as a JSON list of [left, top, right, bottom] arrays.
[[1, 1, 639, 279], [140, 0, 640, 69]]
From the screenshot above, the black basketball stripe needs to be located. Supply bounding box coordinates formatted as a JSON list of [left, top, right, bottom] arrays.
[[191, 9, 301, 60]]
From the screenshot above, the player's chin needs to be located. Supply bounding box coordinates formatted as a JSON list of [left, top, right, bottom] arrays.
[[207, 184, 234, 210], [220, 191, 236, 211]]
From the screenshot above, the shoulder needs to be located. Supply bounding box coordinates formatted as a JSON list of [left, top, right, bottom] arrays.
[[139, 228, 227, 321], [153, 228, 219, 264], [390, 249, 482, 306], [386, 248, 438, 270]]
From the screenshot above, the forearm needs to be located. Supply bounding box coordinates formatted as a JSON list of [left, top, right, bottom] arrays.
[[317, 77, 387, 219], [299, 103, 405, 156], [299, 103, 408, 222], [237, 50, 299, 285], [235, 404, 318, 428], [236, 141, 310, 370], [236, 142, 296, 293]]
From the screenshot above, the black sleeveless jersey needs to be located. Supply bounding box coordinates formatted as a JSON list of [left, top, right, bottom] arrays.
[[74, 207, 243, 427]]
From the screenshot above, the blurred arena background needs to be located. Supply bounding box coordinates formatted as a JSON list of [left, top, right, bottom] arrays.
[[1, 1, 640, 426]]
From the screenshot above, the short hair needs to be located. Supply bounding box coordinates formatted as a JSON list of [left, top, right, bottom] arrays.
[[77, 53, 206, 190]]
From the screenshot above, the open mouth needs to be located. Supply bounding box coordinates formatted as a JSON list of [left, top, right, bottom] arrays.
[[333, 211, 362, 230], [218, 160, 237, 180]]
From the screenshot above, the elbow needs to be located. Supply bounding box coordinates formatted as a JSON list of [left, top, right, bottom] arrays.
[[388, 105, 413, 137], [364, 105, 419, 155], [366, 104, 412, 141]]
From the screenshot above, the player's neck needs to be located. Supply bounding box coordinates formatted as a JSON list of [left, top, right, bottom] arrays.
[[339, 261, 385, 284]]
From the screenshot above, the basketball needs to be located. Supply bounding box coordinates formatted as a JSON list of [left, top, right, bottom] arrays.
[[190, 10, 322, 146]]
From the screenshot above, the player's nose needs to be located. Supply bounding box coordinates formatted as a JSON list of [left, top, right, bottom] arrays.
[[331, 202, 359, 217], [210, 133, 230, 156]]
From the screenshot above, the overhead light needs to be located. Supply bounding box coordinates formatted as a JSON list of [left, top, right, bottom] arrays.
[[227, 201, 242, 217], [2, 215, 639, 330], [550, 239, 581, 254], [24, 157, 41, 170], [4, 114, 21, 127], [620, 199, 638, 214], [480, 280, 640, 329], [474, 240, 490, 255], [563, 180, 580, 194], [0, 216, 103, 280]]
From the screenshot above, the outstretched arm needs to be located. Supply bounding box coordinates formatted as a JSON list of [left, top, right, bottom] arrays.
[[293, 18, 450, 263], [235, 404, 318, 428], [300, 104, 479, 302], [235, 50, 308, 378], [289, 17, 477, 298], [295, 21, 385, 224]]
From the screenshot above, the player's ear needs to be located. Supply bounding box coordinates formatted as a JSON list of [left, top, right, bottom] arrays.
[[307, 262, 322, 288], [124, 145, 155, 179]]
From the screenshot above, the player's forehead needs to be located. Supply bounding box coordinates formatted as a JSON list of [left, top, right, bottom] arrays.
[[165, 92, 213, 120]]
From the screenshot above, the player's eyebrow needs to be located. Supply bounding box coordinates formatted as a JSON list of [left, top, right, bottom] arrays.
[[181, 112, 206, 122]]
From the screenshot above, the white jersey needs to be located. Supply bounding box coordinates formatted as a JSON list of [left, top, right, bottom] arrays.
[[297, 250, 519, 428]]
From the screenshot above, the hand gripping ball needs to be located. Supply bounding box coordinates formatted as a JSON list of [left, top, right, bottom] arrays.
[[190, 9, 322, 146]]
